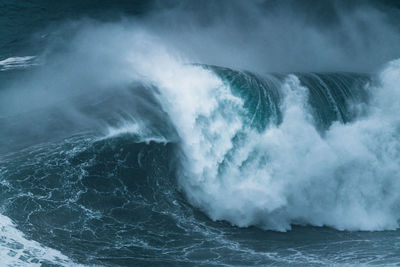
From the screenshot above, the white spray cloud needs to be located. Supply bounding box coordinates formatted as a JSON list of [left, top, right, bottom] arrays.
[[164, 60, 400, 231]]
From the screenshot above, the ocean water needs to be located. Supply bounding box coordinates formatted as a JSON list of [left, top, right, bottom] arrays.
[[2, 1, 400, 266]]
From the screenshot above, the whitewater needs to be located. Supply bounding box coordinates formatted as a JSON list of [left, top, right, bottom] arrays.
[[123, 40, 400, 232]]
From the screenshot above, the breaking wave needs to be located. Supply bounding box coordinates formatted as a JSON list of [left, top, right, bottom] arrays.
[[2, 26, 400, 241], [143, 57, 400, 231], [87, 30, 398, 231]]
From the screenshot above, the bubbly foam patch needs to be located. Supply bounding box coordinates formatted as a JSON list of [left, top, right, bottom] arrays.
[[0, 213, 83, 266]]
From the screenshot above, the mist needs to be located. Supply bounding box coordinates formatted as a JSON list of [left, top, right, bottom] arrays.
[[145, 0, 400, 73]]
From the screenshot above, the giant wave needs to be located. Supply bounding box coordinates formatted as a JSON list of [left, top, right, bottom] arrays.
[[2, 24, 400, 265], [144, 57, 400, 231], [2, 26, 400, 233]]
